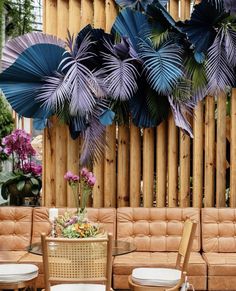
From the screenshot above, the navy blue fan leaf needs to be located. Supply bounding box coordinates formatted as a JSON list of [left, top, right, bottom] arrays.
[[69, 115, 88, 140], [146, 0, 176, 30], [176, 0, 227, 53], [115, 0, 153, 11], [129, 77, 169, 127], [139, 39, 183, 95], [0, 43, 66, 118], [112, 8, 151, 53]]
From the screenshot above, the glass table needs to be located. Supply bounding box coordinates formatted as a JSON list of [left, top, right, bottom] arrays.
[[28, 240, 136, 256]]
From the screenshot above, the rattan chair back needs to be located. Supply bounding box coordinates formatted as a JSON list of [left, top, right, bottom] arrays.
[[41, 233, 113, 291], [175, 219, 197, 273]]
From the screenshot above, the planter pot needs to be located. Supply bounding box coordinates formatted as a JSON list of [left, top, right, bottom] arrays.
[[6, 180, 41, 206]]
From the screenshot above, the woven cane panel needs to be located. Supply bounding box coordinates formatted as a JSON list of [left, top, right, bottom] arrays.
[[48, 241, 107, 279]]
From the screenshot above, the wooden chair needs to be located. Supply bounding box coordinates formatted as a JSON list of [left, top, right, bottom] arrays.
[[41, 233, 113, 291], [128, 219, 197, 291], [0, 263, 38, 291]]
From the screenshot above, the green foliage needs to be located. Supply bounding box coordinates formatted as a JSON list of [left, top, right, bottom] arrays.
[[5, 0, 35, 37], [0, 94, 14, 140]]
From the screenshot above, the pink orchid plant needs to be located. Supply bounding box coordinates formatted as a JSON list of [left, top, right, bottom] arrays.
[[0, 129, 42, 201]]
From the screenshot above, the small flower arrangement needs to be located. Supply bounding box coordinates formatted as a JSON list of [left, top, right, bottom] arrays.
[[56, 211, 100, 238], [0, 129, 42, 204], [56, 168, 98, 238]]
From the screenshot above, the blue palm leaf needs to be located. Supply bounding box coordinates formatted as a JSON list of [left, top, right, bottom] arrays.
[[139, 39, 183, 95], [223, 0, 236, 13], [0, 43, 66, 118], [112, 8, 151, 53], [176, 0, 227, 53]]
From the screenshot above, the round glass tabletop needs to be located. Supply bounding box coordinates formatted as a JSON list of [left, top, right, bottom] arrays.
[[28, 240, 136, 256]]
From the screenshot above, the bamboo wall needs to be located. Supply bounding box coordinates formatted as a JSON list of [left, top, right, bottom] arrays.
[[43, 0, 236, 208]]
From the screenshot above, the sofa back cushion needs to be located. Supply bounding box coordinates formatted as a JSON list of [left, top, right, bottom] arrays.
[[31, 207, 116, 243], [202, 208, 236, 252], [117, 207, 200, 252], [0, 207, 33, 251]]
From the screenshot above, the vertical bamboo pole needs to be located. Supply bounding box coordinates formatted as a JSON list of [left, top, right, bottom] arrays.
[[92, 0, 106, 208], [66, 0, 81, 207], [180, 0, 191, 19], [69, 0, 81, 35], [216, 92, 226, 207], [167, 0, 179, 207], [204, 96, 215, 207], [81, 0, 93, 28], [169, 0, 179, 20], [156, 121, 167, 207], [167, 115, 178, 207], [43, 0, 57, 206], [130, 123, 141, 207], [143, 128, 154, 207], [56, 0, 69, 207], [230, 89, 236, 207], [103, 0, 117, 207], [104, 124, 116, 207], [193, 102, 204, 207], [179, 0, 191, 207], [179, 132, 190, 207], [117, 125, 130, 207]]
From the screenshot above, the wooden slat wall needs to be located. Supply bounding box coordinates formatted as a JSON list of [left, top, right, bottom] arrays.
[[43, 0, 235, 208]]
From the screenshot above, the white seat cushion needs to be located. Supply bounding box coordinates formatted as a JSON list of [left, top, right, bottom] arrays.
[[132, 268, 181, 287], [51, 284, 105, 291], [0, 264, 38, 283]]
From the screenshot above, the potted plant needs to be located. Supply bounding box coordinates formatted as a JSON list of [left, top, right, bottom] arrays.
[[0, 129, 42, 206]]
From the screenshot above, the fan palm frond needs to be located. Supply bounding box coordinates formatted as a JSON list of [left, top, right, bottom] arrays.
[[223, 0, 236, 13], [225, 28, 236, 66], [100, 39, 140, 101], [112, 8, 151, 52], [1, 32, 65, 71], [36, 73, 69, 113], [59, 33, 101, 116], [207, 28, 235, 94], [168, 95, 194, 137], [185, 55, 207, 92], [80, 99, 110, 166], [176, 0, 226, 53], [0, 43, 66, 118], [139, 39, 183, 95]]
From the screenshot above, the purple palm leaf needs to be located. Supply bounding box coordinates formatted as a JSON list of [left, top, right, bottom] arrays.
[[168, 95, 194, 137], [100, 38, 140, 101], [36, 72, 69, 113], [2, 32, 65, 71], [59, 33, 102, 116], [80, 99, 109, 166], [225, 29, 236, 66], [207, 28, 235, 95]]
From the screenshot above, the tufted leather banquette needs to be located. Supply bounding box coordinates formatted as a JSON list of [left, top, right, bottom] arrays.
[[113, 207, 207, 290], [3, 206, 236, 290], [202, 208, 236, 290]]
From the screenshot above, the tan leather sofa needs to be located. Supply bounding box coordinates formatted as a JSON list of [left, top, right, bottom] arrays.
[[2, 206, 236, 290], [202, 208, 236, 290], [0, 207, 116, 288], [113, 207, 207, 290]]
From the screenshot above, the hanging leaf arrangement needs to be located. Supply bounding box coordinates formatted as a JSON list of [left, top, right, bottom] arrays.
[[0, 0, 236, 165]]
